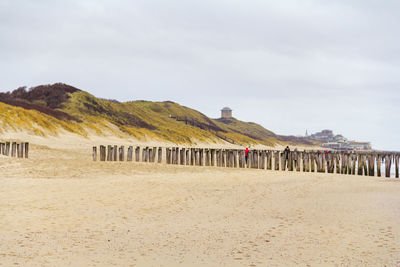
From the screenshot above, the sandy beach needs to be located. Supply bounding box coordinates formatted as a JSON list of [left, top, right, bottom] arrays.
[[1, 138, 400, 266]]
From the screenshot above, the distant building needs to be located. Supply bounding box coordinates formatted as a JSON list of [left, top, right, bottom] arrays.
[[221, 107, 232, 119], [308, 129, 372, 151], [308, 129, 334, 142], [348, 141, 372, 151]]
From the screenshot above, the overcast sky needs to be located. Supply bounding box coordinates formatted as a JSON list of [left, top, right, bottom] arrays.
[[0, 0, 399, 150]]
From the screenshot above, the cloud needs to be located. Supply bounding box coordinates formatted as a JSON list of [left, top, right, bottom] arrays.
[[0, 0, 399, 150]]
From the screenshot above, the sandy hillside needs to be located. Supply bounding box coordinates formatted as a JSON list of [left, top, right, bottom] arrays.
[[0, 133, 400, 266]]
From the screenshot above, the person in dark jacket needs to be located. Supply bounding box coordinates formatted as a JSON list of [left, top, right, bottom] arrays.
[[284, 146, 290, 160]]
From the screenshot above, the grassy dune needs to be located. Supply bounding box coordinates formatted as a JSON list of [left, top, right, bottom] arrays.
[[0, 83, 318, 146]]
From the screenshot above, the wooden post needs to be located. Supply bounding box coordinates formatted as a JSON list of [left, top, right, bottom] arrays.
[[152, 147, 157, 163], [142, 147, 148, 162], [171, 148, 175, 164], [127, 146, 133, 161], [233, 150, 238, 168], [11, 142, 16, 157], [204, 149, 209, 166], [185, 149, 190, 165], [357, 154, 363, 175], [295, 151, 301, 172], [199, 149, 204, 166], [135, 146, 140, 162], [273, 151, 279, 170], [175, 147, 179, 164], [166, 148, 171, 164], [385, 154, 392, 178], [107, 145, 112, 161], [5, 142, 10, 156], [377, 154, 381, 177], [288, 152, 293, 171], [210, 149, 215, 166], [119, 146, 125, 161], [190, 148, 195, 165], [112, 145, 116, 161], [367, 154, 374, 177], [395, 155, 399, 178], [180, 148, 185, 165], [16, 143, 20, 158], [93, 146, 97, 161], [100, 145, 106, 161], [238, 150, 243, 168], [158, 147, 162, 163]]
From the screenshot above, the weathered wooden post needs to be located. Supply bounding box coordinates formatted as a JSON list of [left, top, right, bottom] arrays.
[[357, 154, 363, 175], [127, 146, 133, 161], [119, 146, 124, 161], [152, 147, 157, 163], [327, 153, 333, 173], [185, 149, 190, 165], [395, 154, 399, 178], [310, 152, 315, 172], [377, 154, 382, 177], [146, 147, 150, 162], [16, 143, 20, 158], [190, 148, 195, 165], [11, 142, 16, 157], [385, 154, 392, 178], [180, 148, 185, 165], [367, 154, 374, 176], [135, 146, 140, 162], [210, 149, 215, 167], [295, 151, 301, 172], [233, 150, 238, 168], [148, 148, 153, 162], [93, 146, 97, 161], [280, 152, 285, 171], [321, 153, 326, 173], [5, 142, 10, 156], [204, 149, 210, 166], [288, 152, 293, 171], [273, 151, 279, 170], [142, 147, 148, 162], [158, 147, 162, 163], [351, 154, 357, 175], [238, 150, 243, 168], [221, 149, 226, 167], [171, 147, 175, 164], [113, 145, 117, 161], [265, 151, 271, 170], [199, 149, 204, 166], [302, 152, 308, 172], [166, 148, 171, 164], [362, 154, 368, 176], [107, 145, 112, 161], [100, 145, 106, 161], [0, 142, 2, 155], [341, 153, 346, 174]]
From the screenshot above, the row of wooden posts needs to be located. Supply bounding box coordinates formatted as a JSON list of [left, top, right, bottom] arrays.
[[0, 142, 29, 158], [93, 146, 400, 178]]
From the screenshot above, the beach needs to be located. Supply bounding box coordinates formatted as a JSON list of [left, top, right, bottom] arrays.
[[1, 138, 400, 266]]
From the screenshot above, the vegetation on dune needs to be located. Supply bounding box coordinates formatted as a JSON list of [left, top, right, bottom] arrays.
[[0, 83, 319, 146]]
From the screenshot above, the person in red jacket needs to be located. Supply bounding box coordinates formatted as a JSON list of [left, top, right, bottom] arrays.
[[245, 146, 249, 165]]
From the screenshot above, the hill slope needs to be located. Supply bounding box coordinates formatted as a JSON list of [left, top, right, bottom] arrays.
[[0, 83, 317, 146]]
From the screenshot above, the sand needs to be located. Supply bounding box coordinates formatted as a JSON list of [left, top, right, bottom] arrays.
[[1, 135, 400, 266]]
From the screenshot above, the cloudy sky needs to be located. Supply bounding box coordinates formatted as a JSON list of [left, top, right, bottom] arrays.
[[1, 0, 399, 150]]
